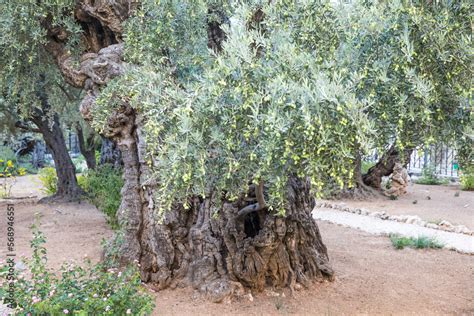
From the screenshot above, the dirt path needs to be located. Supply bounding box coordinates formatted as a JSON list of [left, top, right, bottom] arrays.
[[334, 183, 474, 230]]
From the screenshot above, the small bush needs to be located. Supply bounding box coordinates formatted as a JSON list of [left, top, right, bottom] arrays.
[[0, 146, 17, 165], [0, 223, 155, 315], [38, 167, 58, 195], [460, 166, 474, 191], [415, 166, 448, 185], [0, 159, 26, 198], [389, 234, 443, 250], [80, 165, 123, 228]]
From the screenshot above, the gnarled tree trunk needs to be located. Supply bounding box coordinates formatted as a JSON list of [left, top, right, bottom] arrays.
[[102, 108, 334, 302], [31, 112, 83, 202], [363, 143, 414, 189]]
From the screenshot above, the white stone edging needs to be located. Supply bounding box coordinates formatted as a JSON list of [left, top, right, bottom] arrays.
[[315, 201, 473, 236]]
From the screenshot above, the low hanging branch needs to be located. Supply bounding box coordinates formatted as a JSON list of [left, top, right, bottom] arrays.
[[237, 180, 266, 218]]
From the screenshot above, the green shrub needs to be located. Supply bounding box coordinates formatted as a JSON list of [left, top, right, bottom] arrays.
[[0, 146, 17, 165], [460, 166, 474, 191], [80, 165, 123, 228], [415, 166, 448, 185], [389, 234, 443, 250], [0, 223, 155, 315], [0, 159, 26, 198], [19, 162, 38, 174], [38, 167, 58, 195]]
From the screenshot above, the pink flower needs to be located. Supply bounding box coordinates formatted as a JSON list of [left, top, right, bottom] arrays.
[[63, 309, 69, 314], [32, 296, 41, 304]]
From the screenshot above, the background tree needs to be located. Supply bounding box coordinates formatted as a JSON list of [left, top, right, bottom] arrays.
[[337, 0, 472, 190], [0, 81, 84, 201]]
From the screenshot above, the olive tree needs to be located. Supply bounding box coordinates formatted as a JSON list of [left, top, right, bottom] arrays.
[[337, 0, 472, 190]]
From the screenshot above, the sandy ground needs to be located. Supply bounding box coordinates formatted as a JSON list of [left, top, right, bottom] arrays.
[[1, 176, 473, 315], [3, 174, 45, 199], [0, 175, 112, 269], [335, 183, 474, 230], [154, 222, 474, 315]]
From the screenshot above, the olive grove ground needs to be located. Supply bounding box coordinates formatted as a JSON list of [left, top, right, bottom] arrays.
[[1, 176, 472, 315]]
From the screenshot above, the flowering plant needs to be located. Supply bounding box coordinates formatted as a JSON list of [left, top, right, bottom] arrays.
[[0, 223, 155, 315], [0, 159, 26, 198]]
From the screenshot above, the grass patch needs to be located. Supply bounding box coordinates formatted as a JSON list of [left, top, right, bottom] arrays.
[[389, 234, 443, 250]]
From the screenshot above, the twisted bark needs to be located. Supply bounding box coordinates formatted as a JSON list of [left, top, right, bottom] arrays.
[[363, 143, 414, 189]]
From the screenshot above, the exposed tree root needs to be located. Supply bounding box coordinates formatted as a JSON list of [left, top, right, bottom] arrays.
[[38, 189, 84, 204]]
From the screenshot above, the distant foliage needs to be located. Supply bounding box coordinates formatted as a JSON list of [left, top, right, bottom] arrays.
[[0, 223, 155, 315], [0, 146, 17, 165], [415, 166, 448, 185], [361, 161, 375, 175], [72, 155, 87, 174], [460, 166, 474, 191], [79, 165, 123, 228], [38, 167, 58, 196]]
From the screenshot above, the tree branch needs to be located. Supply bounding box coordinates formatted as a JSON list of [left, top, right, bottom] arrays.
[[15, 121, 41, 133]]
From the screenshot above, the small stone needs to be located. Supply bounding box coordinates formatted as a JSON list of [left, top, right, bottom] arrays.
[[15, 261, 27, 271], [426, 223, 438, 229], [294, 283, 303, 291], [246, 293, 254, 302], [439, 220, 453, 228], [265, 289, 280, 297], [281, 292, 286, 298], [369, 211, 382, 218], [405, 216, 422, 224], [454, 225, 470, 234]]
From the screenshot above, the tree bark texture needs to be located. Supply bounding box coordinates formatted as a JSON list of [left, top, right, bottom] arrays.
[[76, 125, 97, 170], [339, 151, 378, 199], [363, 143, 414, 189], [31, 112, 83, 202], [99, 136, 123, 168]]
